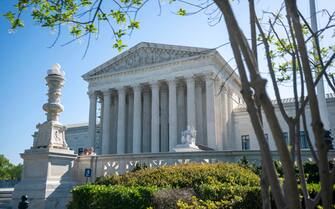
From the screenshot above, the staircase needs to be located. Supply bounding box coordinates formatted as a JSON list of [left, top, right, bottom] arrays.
[[0, 188, 13, 209]]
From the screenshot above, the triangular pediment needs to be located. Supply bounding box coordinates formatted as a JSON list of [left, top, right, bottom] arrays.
[[83, 42, 209, 79]]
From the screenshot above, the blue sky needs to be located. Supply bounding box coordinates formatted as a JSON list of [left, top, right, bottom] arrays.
[[0, 0, 333, 164]]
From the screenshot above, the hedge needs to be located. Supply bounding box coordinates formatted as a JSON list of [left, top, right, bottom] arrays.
[[96, 163, 260, 188], [69, 163, 261, 209], [67, 184, 158, 209], [178, 183, 331, 209]]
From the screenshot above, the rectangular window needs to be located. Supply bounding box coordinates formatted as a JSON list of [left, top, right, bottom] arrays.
[[78, 147, 84, 155], [241, 135, 250, 150], [300, 131, 308, 149], [283, 132, 288, 144], [265, 134, 269, 143]]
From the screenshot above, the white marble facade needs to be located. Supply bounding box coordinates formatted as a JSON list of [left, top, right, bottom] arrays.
[[65, 42, 335, 154], [68, 42, 242, 154]]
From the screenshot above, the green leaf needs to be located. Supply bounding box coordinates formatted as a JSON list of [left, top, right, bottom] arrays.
[[70, 25, 82, 37], [97, 13, 107, 21], [3, 11, 16, 27], [81, 0, 92, 6], [128, 20, 140, 29], [113, 39, 127, 52], [85, 24, 97, 33], [114, 29, 126, 38], [3, 11, 15, 21], [131, 0, 142, 6], [110, 10, 126, 24], [12, 18, 24, 29], [177, 8, 186, 16]]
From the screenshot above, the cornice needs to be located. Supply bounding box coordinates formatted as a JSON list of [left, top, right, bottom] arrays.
[[232, 93, 335, 113]]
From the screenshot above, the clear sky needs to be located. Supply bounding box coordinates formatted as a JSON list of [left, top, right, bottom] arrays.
[[0, 0, 333, 164]]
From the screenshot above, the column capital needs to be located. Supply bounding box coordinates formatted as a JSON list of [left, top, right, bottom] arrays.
[[131, 84, 142, 92], [133, 86, 142, 93], [195, 77, 205, 85], [116, 86, 126, 94], [149, 81, 160, 89], [185, 76, 196, 85], [88, 91, 97, 99], [102, 89, 112, 96], [205, 72, 216, 81], [166, 78, 176, 86], [185, 75, 196, 81]]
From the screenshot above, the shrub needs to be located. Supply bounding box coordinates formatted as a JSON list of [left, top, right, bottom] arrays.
[[177, 188, 261, 209], [70, 163, 261, 209], [152, 188, 195, 209], [303, 162, 319, 183], [96, 163, 260, 189], [130, 163, 148, 172], [67, 184, 158, 209], [238, 156, 261, 176], [193, 177, 261, 209]]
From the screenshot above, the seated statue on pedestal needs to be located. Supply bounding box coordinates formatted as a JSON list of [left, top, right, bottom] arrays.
[[173, 126, 201, 152], [181, 126, 197, 146]]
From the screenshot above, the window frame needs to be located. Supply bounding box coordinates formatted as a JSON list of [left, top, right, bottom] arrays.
[[241, 135, 250, 150]]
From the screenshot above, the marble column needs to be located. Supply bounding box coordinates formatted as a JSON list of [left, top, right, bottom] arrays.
[[132, 85, 142, 153], [142, 87, 151, 152], [88, 92, 97, 148], [101, 90, 112, 154], [215, 80, 223, 150], [202, 84, 208, 146], [177, 81, 187, 143], [97, 95, 103, 154], [126, 91, 134, 153], [227, 88, 235, 149], [117, 87, 126, 154], [160, 84, 169, 152], [168, 79, 177, 151], [110, 93, 118, 154], [205, 75, 217, 149], [195, 80, 204, 145], [151, 81, 160, 153], [186, 77, 196, 128], [222, 87, 229, 150]]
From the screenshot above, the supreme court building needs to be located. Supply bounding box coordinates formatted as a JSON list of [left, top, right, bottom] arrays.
[[65, 42, 335, 155]]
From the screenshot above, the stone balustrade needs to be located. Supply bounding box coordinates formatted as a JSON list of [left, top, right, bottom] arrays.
[[74, 150, 335, 183]]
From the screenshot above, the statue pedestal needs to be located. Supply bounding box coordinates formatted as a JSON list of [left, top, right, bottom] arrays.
[[173, 143, 202, 152], [34, 121, 67, 149], [11, 148, 77, 209]]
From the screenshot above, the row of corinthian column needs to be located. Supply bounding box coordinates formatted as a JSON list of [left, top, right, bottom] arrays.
[[88, 74, 217, 154]]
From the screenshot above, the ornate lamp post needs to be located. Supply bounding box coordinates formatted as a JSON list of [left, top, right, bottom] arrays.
[[12, 64, 77, 209], [33, 64, 69, 149]]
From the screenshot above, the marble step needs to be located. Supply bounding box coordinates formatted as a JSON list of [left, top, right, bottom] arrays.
[[0, 189, 13, 209]]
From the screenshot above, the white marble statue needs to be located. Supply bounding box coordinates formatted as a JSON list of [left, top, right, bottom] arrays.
[[181, 126, 197, 146], [173, 126, 201, 152]]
